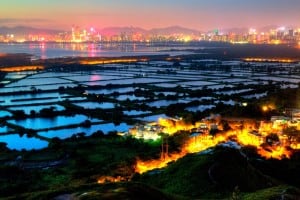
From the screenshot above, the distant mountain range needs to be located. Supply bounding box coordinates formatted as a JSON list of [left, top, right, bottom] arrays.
[[101, 25, 201, 36], [100, 27, 146, 36], [0, 25, 290, 36], [0, 25, 201, 36], [219, 25, 287, 34], [149, 26, 200, 35], [0, 26, 62, 35]]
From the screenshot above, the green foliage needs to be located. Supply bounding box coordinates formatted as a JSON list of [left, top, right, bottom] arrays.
[[135, 153, 217, 198], [0, 134, 161, 198], [0, 142, 8, 152], [39, 107, 56, 117], [242, 185, 300, 200], [231, 186, 241, 200], [136, 147, 278, 199], [168, 131, 190, 152], [11, 110, 26, 119]]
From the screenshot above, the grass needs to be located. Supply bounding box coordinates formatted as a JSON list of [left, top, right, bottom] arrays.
[[135, 147, 282, 199], [5, 182, 183, 200], [242, 185, 300, 200], [135, 152, 221, 199]]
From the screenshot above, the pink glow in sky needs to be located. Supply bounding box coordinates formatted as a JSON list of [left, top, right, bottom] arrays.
[[1, 0, 300, 31]]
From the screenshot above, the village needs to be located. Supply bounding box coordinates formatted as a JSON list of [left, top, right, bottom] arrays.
[[129, 110, 300, 143], [126, 108, 300, 174]]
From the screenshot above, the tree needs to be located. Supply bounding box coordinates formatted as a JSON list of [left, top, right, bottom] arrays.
[[26, 129, 37, 138], [81, 120, 91, 128], [231, 186, 241, 200], [91, 130, 104, 138], [30, 110, 36, 117], [49, 137, 62, 149], [0, 142, 8, 152], [40, 107, 56, 117], [221, 120, 231, 131], [13, 110, 26, 119], [30, 86, 37, 93], [266, 133, 279, 145]]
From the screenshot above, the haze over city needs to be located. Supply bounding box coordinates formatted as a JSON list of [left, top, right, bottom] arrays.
[[1, 0, 300, 30]]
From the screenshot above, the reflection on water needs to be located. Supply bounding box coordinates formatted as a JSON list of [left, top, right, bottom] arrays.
[[117, 95, 146, 101], [8, 104, 65, 115], [0, 126, 9, 133], [0, 43, 194, 59], [123, 110, 151, 116], [86, 87, 136, 95], [73, 102, 116, 109], [8, 114, 98, 130], [0, 134, 48, 150], [137, 114, 167, 122], [0, 92, 69, 106], [0, 111, 12, 118], [38, 122, 131, 139]]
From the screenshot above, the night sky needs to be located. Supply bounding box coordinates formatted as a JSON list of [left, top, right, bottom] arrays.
[[1, 0, 300, 30]]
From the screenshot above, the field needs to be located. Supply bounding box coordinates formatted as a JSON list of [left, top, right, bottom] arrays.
[[0, 54, 300, 199], [1, 58, 300, 150]]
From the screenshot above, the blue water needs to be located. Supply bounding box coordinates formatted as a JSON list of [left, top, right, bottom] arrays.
[[0, 110, 12, 118], [73, 102, 116, 109], [137, 114, 167, 122], [0, 43, 193, 59], [123, 110, 151, 116], [0, 122, 131, 150], [117, 95, 146, 101], [0, 126, 9, 133], [8, 104, 65, 115], [8, 114, 99, 130], [86, 87, 136, 95], [38, 122, 131, 139], [0, 134, 48, 150]]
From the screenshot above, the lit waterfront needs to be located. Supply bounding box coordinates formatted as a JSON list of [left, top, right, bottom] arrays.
[[0, 42, 197, 59]]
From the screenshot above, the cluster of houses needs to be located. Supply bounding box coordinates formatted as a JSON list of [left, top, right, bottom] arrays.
[[126, 110, 300, 150]]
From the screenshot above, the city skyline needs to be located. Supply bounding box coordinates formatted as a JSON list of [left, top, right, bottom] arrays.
[[1, 0, 300, 31]]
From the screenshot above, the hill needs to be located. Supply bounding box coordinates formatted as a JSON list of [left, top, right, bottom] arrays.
[[0, 26, 62, 35], [149, 26, 201, 35], [134, 146, 280, 199]]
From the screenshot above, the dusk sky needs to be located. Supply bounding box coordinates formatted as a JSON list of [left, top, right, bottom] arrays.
[[1, 0, 300, 31]]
